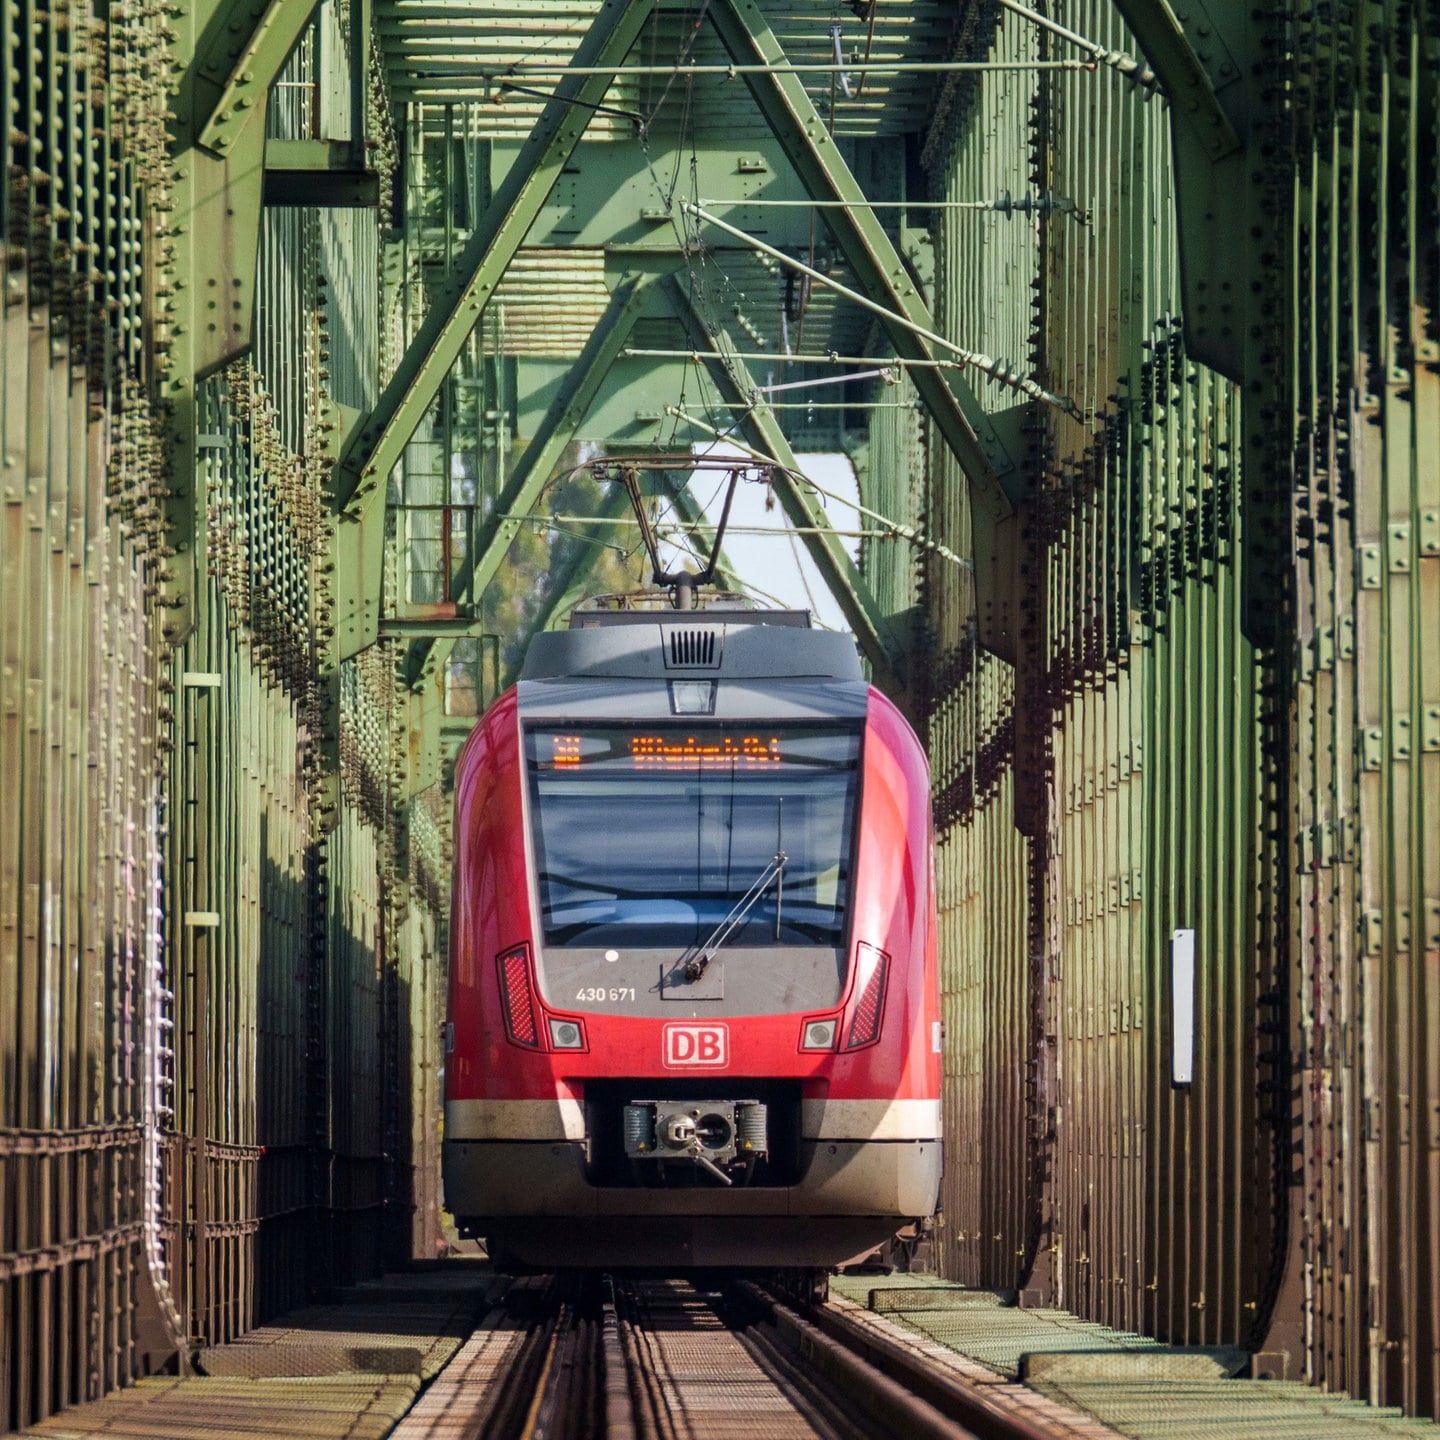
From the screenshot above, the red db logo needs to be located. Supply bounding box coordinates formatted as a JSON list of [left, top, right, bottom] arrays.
[[663, 1023, 728, 1068]]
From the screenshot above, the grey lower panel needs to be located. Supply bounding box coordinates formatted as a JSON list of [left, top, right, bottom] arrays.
[[482, 1216, 900, 1269], [443, 1138, 941, 1267]]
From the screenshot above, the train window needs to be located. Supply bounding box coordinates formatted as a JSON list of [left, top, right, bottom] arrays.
[[525, 724, 862, 949]]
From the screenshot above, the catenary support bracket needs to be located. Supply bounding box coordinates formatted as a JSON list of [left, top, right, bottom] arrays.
[[673, 279, 905, 698], [396, 276, 651, 684], [333, 0, 656, 520]]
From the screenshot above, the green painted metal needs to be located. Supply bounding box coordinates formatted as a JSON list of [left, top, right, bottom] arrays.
[[332, 0, 658, 519], [1105, 0, 1239, 160], [704, 0, 1020, 508], [192, 0, 323, 152], [1107, 0, 1261, 384], [397, 274, 651, 686], [672, 278, 905, 697], [701, 0, 1029, 654], [0, 5, 444, 1428], [264, 140, 380, 206], [6, 0, 1440, 1434]]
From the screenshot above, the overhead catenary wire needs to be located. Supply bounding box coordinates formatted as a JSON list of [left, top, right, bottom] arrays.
[[680, 201, 1083, 418], [665, 405, 973, 570], [488, 58, 1101, 77], [524, 515, 896, 540], [994, 0, 1156, 87], [629, 347, 997, 370], [696, 193, 1088, 221]]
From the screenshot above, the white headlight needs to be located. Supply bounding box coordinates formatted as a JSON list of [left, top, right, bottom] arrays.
[[548, 1018, 586, 1049], [801, 1019, 837, 1051]]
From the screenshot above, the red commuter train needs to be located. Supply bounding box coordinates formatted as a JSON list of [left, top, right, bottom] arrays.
[[442, 605, 940, 1270]]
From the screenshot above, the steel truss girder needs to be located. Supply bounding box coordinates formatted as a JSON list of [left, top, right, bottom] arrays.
[[264, 140, 379, 207], [160, 0, 324, 644], [334, 0, 656, 518], [705, 0, 1018, 516], [672, 278, 905, 698], [1108, 0, 1239, 162], [399, 275, 651, 686]]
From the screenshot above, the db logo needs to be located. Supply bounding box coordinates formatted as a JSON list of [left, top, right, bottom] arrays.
[[663, 1022, 728, 1068]]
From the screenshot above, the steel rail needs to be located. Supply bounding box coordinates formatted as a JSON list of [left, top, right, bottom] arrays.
[[738, 1300, 973, 1440], [740, 1282, 1079, 1440], [388, 1274, 1107, 1439], [474, 1278, 573, 1439]]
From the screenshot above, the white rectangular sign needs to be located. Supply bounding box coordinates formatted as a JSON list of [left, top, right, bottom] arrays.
[[1171, 927, 1195, 1086], [663, 1022, 729, 1068]]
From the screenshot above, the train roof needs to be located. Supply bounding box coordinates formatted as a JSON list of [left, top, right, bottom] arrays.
[[521, 609, 863, 683]]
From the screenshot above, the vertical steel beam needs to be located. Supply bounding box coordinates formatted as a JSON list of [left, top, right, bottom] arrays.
[[1105, 0, 1258, 386], [333, 0, 656, 516], [398, 276, 651, 685], [672, 279, 904, 697], [161, 0, 329, 643]]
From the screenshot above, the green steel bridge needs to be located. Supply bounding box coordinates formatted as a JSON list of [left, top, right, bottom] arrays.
[[1, 0, 1437, 1433]]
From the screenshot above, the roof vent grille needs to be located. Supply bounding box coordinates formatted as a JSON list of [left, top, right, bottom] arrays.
[[666, 627, 722, 669]]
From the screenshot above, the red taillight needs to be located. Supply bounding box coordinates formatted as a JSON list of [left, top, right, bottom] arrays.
[[497, 945, 542, 1048], [845, 944, 889, 1049]]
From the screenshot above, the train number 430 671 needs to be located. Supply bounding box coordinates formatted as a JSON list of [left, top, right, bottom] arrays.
[[576, 986, 635, 1003]]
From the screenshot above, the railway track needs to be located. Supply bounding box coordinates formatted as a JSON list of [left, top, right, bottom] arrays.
[[392, 1275, 1114, 1440]]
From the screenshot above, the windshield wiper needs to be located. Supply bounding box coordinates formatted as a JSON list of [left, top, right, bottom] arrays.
[[681, 851, 786, 982]]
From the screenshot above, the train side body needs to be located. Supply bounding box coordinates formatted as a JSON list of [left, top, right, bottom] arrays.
[[442, 614, 940, 1269]]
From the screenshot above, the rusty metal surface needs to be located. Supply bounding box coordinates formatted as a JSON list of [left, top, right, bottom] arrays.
[[20, 1376, 421, 1440], [2, 0, 1437, 1431], [1, 3, 445, 1432], [853, 0, 1438, 1424], [1280, 0, 1440, 1420], [11, 1267, 489, 1439]]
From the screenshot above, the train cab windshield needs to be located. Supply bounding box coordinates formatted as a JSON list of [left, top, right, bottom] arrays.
[[525, 723, 861, 949]]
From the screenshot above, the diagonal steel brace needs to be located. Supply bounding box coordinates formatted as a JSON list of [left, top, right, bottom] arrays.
[[334, 0, 655, 518], [672, 278, 905, 697], [402, 275, 651, 687], [706, 0, 1020, 519]]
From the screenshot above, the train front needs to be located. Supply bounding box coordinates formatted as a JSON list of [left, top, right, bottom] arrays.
[[443, 609, 940, 1269]]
